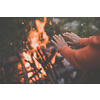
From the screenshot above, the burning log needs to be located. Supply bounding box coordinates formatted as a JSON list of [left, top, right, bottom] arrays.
[[41, 48, 61, 79], [37, 48, 57, 83], [17, 51, 29, 84], [25, 60, 46, 84]]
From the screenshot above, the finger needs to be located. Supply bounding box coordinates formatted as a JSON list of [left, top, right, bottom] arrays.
[[63, 33, 72, 37], [59, 35, 67, 46], [59, 34, 65, 41], [51, 39, 58, 48], [53, 35, 59, 43], [63, 34, 73, 41], [54, 35, 61, 41]]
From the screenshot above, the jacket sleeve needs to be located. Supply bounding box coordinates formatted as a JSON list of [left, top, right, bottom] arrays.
[[60, 36, 100, 70], [80, 36, 95, 47]]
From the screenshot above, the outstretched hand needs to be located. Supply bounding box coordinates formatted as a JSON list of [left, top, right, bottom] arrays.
[[63, 32, 81, 46], [51, 34, 68, 51]]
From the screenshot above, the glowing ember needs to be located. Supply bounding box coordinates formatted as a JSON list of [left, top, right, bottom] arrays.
[[23, 41, 25, 43], [29, 79, 33, 83], [22, 22, 24, 24], [54, 31, 56, 33], [81, 35, 84, 37], [25, 62, 30, 67], [25, 29, 27, 32], [41, 70, 43, 73], [20, 78, 24, 83], [39, 74, 41, 78], [49, 21, 52, 25], [32, 77, 36, 81], [10, 43, 12, 45], [28, 72, 33, 78], [66, 27, 68, 29], [26, 67, 31, 71], [69, 46, 71, 48], [35, 75, 39, 80], [23, 52, 32, 62]]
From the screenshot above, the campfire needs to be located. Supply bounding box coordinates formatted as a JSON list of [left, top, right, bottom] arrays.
[[17, 17, 62, 84], [0, 17, 77, 84]]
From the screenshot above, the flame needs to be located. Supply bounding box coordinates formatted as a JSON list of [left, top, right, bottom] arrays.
[[17, 62, 22, 69], [28, 17, 49, 50], [21, 18, 50, 83], [51, 52, 59, 64], [29, 80, 33, 83], [32, 77, 36, 81], [28, 72, 33, 78], [23, 52, 32, 62], [25, 62, 30, 67], [20, 78, 24, 83]]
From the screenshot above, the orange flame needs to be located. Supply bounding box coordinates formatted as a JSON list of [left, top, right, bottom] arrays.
[[21, 18, 50, 83], [28, 72, 33, 78], [20, 78, 24, 83], [17, 62, 22, 69], [28, 17, 49, 50], [51, 51, 59, 64]]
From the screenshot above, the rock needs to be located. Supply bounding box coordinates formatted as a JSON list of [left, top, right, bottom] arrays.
[[90, 24, 99, 31], [52, 18, 60, 23], [63, 58, 70, 66], [63, 58, 74, 71], [70, 71, 77, 78], [63, 20, 79, 31], [57, 78, 64, 84]]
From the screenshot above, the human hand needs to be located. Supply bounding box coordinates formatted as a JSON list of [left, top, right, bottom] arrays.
[[51, 34, 68, 51], [63, 32, 81, 46]]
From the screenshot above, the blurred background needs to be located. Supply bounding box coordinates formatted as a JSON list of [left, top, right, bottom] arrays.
[[0, 17, 100, 59], [0, 17, 100, 84]]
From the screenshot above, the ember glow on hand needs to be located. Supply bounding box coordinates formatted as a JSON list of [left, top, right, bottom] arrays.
[[51, 34, 68, 51]]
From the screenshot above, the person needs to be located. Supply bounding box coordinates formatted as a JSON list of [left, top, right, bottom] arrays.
[[51, 32, 100, 83]]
